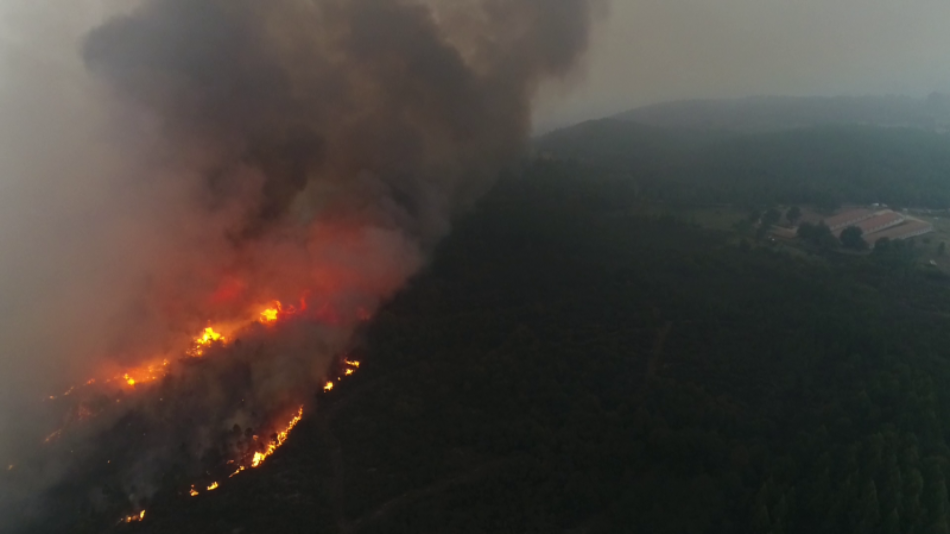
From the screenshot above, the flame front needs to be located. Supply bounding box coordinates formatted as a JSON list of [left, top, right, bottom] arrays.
[[249, 406, 304, 468], [124, 510, 146, 523], [260, 305, 280, 323], [49, 294, 371, 525], [190, 327, 226, 357]]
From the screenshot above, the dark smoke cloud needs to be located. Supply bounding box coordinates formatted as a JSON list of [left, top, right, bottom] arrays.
[[0, 0, 597, 528], [81, 0, 596, 241]]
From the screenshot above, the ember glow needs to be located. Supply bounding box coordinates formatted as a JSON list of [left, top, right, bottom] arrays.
[[123, 511, 146, 523], [261, 307, 280, 323], [249, 406, 304, 469], [190, 327, 226, 357]]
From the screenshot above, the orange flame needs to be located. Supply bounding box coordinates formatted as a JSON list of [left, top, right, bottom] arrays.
[[124, 510, 146, 523], [189, 326, 226, 357], [43, 293, 359, 506], [250, 406, 304, 469], [260, 304, 281, 323], [43, 429, 62, 444]]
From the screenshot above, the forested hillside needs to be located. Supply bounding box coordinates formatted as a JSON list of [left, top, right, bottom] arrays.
[[107, 162, 950, 534], [538, 121, 950, 210], [615, 95, 950, 133]]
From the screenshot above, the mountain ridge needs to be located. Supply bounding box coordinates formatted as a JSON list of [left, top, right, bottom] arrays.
[[614, 94, 950, 133]]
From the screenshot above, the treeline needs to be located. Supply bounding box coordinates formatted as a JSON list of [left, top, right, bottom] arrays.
[[537, 120, 950, 210], [123, 162, 950, 534]]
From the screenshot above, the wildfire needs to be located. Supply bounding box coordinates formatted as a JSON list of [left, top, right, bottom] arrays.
[[103, 360, 171, 391], [124, 510, 146, 523], [7, 464, 14, 471], [198, 327, 224, 345], [260, 299, 309, 324], [250, 406, 304, 468], [260, 305, 280, 323], [190, 327, 226, 357], [41, 293, 370, 514]]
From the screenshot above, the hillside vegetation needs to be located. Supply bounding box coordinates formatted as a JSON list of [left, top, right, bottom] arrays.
[[616, 95, 950, 133], [538, 121, 950, 210], [114, 162, 950, 534]]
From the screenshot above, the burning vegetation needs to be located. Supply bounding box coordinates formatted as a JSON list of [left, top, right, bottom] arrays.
[[25, 299, 367, 523], [0, 0, 597, 530]]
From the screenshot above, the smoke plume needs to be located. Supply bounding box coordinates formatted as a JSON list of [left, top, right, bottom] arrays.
[[0, 0, 597, 529]]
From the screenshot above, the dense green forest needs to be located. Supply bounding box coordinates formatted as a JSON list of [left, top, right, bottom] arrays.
[[109, 161, 950, 534], [537, 120, 950, 210]]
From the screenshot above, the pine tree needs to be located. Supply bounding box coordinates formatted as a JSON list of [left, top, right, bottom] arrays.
[[856, 480, 881, 532], [904, 468, 924, 529], [882, 508, 901, 534], [925, 476, 950, 534]]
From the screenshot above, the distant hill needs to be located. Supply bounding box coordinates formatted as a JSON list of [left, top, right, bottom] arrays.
[[534, 118, 730, 172], [616, 94, 950, 133], [535, 120, 950, 209]]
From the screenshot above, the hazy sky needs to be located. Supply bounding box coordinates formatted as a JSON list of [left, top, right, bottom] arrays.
[[535, 0, 950, 130]]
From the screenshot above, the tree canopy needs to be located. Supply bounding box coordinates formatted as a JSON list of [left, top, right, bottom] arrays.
[[840, 225, 868, 250], [102, 161, 950, 534]]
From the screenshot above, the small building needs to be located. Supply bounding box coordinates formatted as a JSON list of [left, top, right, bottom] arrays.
[[823, 209, 876, 232], [852, 211, 905, 236], [869, 218, 935, 244]]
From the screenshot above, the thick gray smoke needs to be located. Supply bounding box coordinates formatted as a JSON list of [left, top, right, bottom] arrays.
[[0, 0, 597, 529], [82, 0, 594, 242]]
